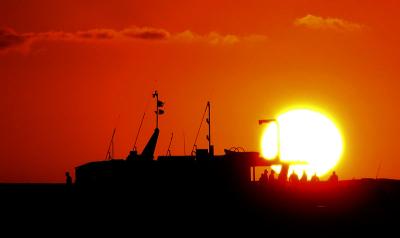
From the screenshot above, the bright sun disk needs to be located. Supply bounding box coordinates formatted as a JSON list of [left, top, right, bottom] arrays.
[[261, 109, 343, 178]]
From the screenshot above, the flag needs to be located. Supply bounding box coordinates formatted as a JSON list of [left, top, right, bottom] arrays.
[[259, 119, 276, 125], [157, 100, 165, 107]]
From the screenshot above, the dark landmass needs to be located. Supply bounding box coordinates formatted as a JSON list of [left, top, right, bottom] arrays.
[[1, 179, 399, 234]]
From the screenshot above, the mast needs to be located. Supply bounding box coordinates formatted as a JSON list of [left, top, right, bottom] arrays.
[[140, 91, 164, 160], [154, 91, 159, 128], [153, 90, 164, 129], [206, 102, 210, 149], [127, 91, 165, 160], [191, 101, 214, 157], [206, 101, 213, 157]]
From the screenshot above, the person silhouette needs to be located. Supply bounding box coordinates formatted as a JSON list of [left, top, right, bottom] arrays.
[[263, 169, 269, 183], [329, 171, 339, 183], [311, 172, 319, 183], [269, 169, 275, 182], [259, 172, 265, 183], [259, 169, 269, 184], [300, 170, 308, 183], [289, 171, 299, 183], [65, 171, 72, 187]]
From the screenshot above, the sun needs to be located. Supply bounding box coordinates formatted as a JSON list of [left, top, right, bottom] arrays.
[[261, 109, 344, 179]]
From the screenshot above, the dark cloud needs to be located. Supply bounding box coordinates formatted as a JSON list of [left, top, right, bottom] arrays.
[[0, 26, 268, 53], [35, 31, 74, 40], [122, 27, 170, 40], [77, 29, 116, 40], [0, 28, 28, 50], [1, 26, 169, 52]]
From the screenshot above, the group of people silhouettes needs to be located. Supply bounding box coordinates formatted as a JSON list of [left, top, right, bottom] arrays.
[[67, 168, 339, 186], [259, 169, 276, 183], [259, 169, 339, 184]]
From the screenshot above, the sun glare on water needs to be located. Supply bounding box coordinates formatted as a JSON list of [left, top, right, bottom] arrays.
[[261, 109, 344, 178]]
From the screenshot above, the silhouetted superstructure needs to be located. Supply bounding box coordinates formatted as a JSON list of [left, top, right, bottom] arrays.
[[75, 91, 294, 190]]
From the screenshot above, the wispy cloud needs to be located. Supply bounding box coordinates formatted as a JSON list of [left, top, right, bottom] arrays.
[[294, 14, 364, 32], [0, 26, 268, 53], [174, 30, 267, 45]]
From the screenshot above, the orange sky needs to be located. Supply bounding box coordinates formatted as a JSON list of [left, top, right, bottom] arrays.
[[1, 0, 400, 182]]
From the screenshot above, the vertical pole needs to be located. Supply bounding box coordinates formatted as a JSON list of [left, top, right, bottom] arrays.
[[155, 91, 159, 129], [252, 166, 256, 181], [207, 101, 211, 151]]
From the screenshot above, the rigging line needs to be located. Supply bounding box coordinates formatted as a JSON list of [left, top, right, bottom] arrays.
[[166, 132, 174, 156], [105, 114, 120, 160], [191, 103, 208, 155], [133, 112, 146, 150], [132, 91, 152, 150], [105, 128, 116, 160]]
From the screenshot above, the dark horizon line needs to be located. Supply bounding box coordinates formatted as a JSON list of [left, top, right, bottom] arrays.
[[0, 177, 399, 185]]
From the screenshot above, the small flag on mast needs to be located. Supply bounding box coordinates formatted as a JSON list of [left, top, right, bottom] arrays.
[[157, 100, 165, 107], [259, 119, 276, 125]]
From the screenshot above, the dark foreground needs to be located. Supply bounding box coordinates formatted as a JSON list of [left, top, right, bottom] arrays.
[[1, 179, 399, 235]]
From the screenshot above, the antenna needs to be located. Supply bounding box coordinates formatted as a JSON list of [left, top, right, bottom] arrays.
[[133, 112, 146, 151], [105, 128, 116, 160], [166, 132, 174, 156]]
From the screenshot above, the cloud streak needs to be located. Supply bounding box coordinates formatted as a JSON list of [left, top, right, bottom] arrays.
[[0, 26, 267, 52], [173, 30, 268, 45], [121, 27, 170, 40], [0, 28, 29, 50], [294, 14, 364, 32]]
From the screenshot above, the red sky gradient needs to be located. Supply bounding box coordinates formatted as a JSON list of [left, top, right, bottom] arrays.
[[1, 0, 400, 182]]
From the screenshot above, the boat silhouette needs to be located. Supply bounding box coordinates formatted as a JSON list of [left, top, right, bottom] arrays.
[[1, 91, 399, 233], [75, 91, 293, 191]]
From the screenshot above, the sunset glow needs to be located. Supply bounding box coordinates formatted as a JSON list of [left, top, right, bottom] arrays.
[[261, 109, 343, 178], [1, 0, 400, 182]]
